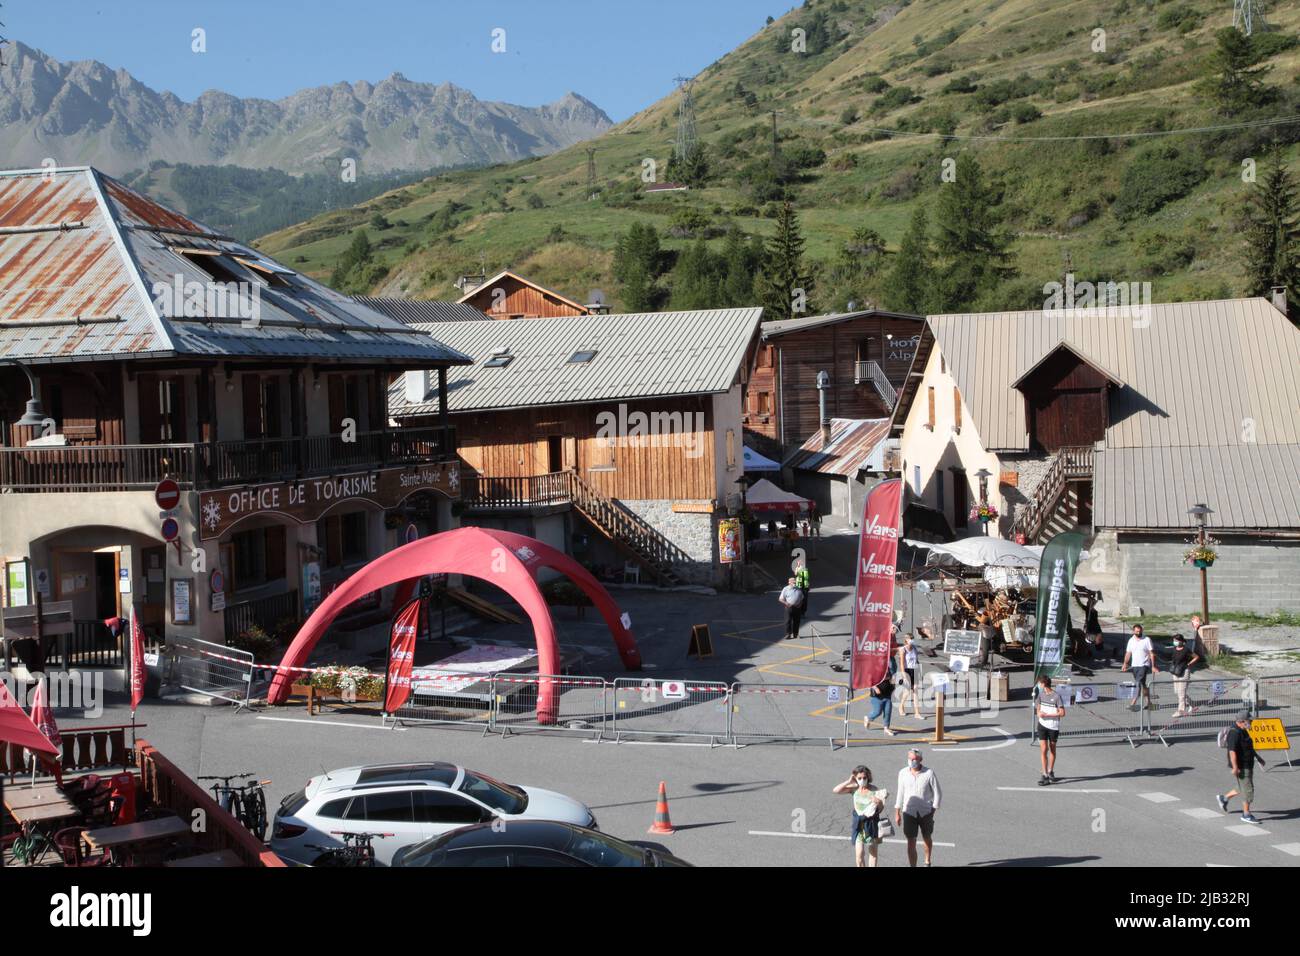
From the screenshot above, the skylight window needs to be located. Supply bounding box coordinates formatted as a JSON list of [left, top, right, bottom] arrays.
[[484, 349, 513, 368], [568, 350, 597, 364]]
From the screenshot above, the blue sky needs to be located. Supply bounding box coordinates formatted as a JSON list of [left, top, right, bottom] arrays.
[[6, 0, 793, 121]]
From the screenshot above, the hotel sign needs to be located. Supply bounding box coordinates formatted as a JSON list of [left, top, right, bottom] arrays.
[[198, 462, 460, 540]]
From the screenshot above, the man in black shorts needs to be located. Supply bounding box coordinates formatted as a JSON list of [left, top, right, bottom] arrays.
[[894, 748, 942, 867], [1035, 675, 1064, 785]]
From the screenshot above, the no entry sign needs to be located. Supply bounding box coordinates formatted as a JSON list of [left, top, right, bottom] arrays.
[[155, 478, 181, 511]]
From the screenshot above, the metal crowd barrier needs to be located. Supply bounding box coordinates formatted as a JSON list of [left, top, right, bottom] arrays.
[[610, 678, 731, 745], [1029, 678, 1148, 747], [170, 639, 254, 712], [492, 674, 611, 739], [1256, 675, 1300, 731], [1148, 675, 1256, 745], [730, 682, 851, 748], [383, 668, 495, 734]]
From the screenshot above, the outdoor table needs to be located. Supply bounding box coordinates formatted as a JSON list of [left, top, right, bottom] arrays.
[[163, 849, 244, 867], [3, 785, 81, 866], [82, 816, 190, 864]]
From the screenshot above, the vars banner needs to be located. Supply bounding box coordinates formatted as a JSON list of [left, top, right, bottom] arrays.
[[850, 479, 902, 691], [384, 598, 422, 714]]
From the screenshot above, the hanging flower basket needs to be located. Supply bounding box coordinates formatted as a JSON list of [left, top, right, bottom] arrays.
[[969, 503, 999, 524], [1183, 535, 1220, 569]]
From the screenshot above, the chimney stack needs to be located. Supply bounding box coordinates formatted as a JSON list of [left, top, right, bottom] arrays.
[[1271, 286, 1288, 316], [816, 370, 831, 446]]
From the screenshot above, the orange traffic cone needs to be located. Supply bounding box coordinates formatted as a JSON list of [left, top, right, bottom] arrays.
[[648, 781, 675, 835]]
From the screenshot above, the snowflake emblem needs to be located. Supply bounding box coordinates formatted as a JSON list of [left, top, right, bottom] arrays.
[[447, 464, 459, 492], [202, 497, 223, 531], [513, 546, 536, 563]]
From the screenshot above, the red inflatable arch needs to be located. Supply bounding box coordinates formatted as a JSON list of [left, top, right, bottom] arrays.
[[267, 527, 641, 723]]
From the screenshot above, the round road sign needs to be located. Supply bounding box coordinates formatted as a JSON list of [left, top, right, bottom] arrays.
[[155, 478, 181, 511], [160, 517, 180, 542], [210, 569, 225, 593]]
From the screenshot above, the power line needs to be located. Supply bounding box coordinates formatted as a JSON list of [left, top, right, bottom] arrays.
[[673, 74, 697, 161], [1234, 0, 1267, 37], [585, 147, 597, 200]]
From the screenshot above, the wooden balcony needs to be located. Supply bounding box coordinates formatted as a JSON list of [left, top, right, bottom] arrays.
[[0, 425, 454, 493]]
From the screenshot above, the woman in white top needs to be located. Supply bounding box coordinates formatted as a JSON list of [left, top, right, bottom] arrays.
[[896, 634, 924, 719], [833, 766, 889, 867]]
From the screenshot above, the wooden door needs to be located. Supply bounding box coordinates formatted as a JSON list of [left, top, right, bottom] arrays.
[[953, 471, 968, 528]]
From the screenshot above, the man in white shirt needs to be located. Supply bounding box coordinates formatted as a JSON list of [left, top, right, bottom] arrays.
[[1035, 675, 1064, 785], [1121, 624, 1159, 710], [779, 577, 805, 641], [894, 748, 942, 867]]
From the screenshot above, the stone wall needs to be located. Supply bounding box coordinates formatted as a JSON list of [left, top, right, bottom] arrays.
[[1118, 533, 1300, 615], [621, 499, 717, 584]]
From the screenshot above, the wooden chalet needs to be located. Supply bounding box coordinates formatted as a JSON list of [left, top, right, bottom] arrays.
[[458, 269, 592, 320]]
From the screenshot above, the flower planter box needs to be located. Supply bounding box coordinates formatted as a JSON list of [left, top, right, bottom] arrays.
[[1193, 558, 1214, 569], [290, 682, 383, 717]]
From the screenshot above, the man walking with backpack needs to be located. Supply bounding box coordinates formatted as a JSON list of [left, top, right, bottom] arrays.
[[1217, 711, 1265, 824]]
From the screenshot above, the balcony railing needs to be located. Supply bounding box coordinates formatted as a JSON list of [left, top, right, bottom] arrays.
[[461, 472, 574, 510], [0, 425, 453, 493], [854, 360, 898, 407]]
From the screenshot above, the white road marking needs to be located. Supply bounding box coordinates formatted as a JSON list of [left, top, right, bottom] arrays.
[[1180, 807, 1223, 820], [257, 716, 399, 731], [997, 787, 1119, 793], [1205, 863, 1236, 867], [1224, 823, 1271, 837], [582, 738, 723, 747], [1272, 843, 1300, 856], [1137, 792, 1179, 803], [748, 830, 957, 848], [933, 727, 1018, 752]]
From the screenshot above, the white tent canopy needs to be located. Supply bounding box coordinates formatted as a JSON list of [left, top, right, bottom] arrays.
[[742, 445, 781, 472], [746, 478, 812, 512], [905, 537, 1091, 569]]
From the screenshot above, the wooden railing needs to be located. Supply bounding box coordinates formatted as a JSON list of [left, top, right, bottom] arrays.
[[854, 360, 898, 407], [1013, 446, 1094, 542], [461, 471, 573, 509], [567, 471, 690, 584], [134, 740, 285, 866], [223, 588, 299, 645], [0, 426, 452, 492], [1, 724, 137, 779]]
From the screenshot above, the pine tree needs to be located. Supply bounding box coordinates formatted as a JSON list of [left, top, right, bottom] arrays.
[[882, 206, 934, 315], [1243, 150, 1300, 318], [757, 202, 813, 321], [719, 228, 762, 306], [931, 154, 1015, 311], [613, 222, 662, 284], [669, 239, 723, 309], [1202, 28, 1273, 113], [621, 261, 657, 312]]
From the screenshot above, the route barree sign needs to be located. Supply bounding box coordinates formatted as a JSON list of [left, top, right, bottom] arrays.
[[198, 462, 459, 540]]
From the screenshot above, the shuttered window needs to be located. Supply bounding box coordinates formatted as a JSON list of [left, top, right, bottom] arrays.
[[927, 387, 936, 430], [953, 387, 962, 433]]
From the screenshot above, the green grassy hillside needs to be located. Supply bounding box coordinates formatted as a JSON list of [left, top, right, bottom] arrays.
[[253, 0, 1300, 312]]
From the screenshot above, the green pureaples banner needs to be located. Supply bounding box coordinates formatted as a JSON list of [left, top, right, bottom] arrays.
[[1033, 528, 1086, 682]]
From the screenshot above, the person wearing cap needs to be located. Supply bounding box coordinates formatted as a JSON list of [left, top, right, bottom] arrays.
[[1217, 711, 1265, 824], [894, 748, 941, 867], [1169, 634, 1200, 716]]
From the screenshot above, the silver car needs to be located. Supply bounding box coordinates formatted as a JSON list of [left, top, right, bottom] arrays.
[[271, 761, 597, 866]]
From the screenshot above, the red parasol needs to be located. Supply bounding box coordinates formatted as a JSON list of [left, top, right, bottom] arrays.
[[0, 679, 58, 755]]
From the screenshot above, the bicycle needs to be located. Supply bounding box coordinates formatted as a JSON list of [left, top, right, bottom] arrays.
[[304, 830, 391, 867], [198, 772, 270, 842]]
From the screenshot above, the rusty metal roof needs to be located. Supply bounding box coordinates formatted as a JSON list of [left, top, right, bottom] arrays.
[[784, 418, 891, 477], [0, 166, 469, 367]]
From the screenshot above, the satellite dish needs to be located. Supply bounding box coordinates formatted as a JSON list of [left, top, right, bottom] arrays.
[[916, 580, 933, 593]]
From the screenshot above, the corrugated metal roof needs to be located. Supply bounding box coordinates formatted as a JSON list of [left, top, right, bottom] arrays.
[[389, 307, 763, 414], [1096, 445, 1300, 530], [761, 309, 922, 339], [353, 296, 487, 325], [784, 418, 891, 477], [0, 166, 470, 366], [917, 298, 1300, 530], [927, 299, 1300, 452]]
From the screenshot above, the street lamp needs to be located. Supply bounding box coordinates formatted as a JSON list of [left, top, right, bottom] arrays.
[[13, 363, 48, 428], [1188, 503, 1214, 625]]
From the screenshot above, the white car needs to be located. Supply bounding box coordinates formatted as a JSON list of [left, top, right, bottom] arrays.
[[270, 761, 597, 866]]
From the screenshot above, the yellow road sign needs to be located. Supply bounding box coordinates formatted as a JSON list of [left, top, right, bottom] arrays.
[[1248, 718, 1291, 751]]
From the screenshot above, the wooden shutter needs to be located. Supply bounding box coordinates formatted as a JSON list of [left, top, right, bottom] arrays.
[[953, 386, 962, 433], [242, 375, 263, 439], [927, 387, 936, 430], [137, 373, 163, 443], [263, 377, 283, 439], [265, 524, 287, 581], [327, 376, 346, 433], [726, 429, 736, 468]]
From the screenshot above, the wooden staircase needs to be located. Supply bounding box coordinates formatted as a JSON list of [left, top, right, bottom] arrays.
[[1013, 446, 1094, 544], [567, 471, 690, 587]]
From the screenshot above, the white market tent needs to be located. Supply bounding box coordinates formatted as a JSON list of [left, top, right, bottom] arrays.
[[746, 478, 812, 513], [742, 445, 781, 472], [904, 536, 1042, 568]]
